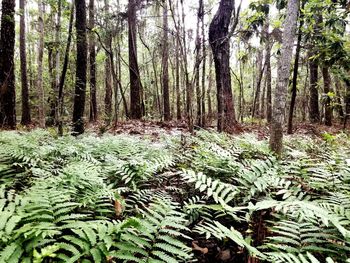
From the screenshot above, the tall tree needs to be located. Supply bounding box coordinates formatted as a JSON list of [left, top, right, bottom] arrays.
[[0, 0, 16, 129], [89, 0, 97, 122], [287, 1, 304, 134], [128, 0, 142, 119], [264, 20, 272, 123], [72, 0, 87, 134], [162, 0, 170, 121], [322, 66, 332, 126], [104, 0, 113, 124], [58, 0, 74, 135], [309, 56, 320, 123], [269, 0, 300, 155], [209, 0, 241, 132], [37, 0, 45, 128], [19, 0, 31, 125]]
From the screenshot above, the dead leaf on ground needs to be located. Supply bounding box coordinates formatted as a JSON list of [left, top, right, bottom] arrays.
[[192, 241, 209, 254]]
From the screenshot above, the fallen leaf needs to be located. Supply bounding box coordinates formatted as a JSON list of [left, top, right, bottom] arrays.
[[192, 241, 208, 254]]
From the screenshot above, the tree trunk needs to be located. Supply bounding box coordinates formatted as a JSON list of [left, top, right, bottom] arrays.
[[19, 0, 31, 125], [207, 52, 213, 121], [58, 0, 74, 135], [89, 0, 97, 122], [195, 0, 202, 126], [322, 66, 332, 126], [72, 0, 87, 135], [128, 0, 142, 119], [344, 78, 350, 129], [287, 0, 304, 134], [209, 0, 237, 132], [201, 0, 206, 127], [37, 0, 45, 128], [104, 0, 113, 124], [162, 0, 170, 121], [269, 0, 299, 155], [0, 0, 16, 129], [252, 49, 263, 118], [309, 56, 320, 123], [265, 31, 272, 123], [175, 34, 181, 120]]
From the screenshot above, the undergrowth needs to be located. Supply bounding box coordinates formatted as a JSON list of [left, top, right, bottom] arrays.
[[0, 129, 349, 262]]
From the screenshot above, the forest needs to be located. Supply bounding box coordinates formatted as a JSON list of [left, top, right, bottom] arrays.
[[1, 0, 350, 262]]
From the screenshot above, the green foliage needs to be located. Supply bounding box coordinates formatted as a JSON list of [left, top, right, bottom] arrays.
[[0, 130, 349, 262]]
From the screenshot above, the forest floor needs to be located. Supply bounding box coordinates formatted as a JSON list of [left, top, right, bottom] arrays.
[[0, 124, 349, 262]]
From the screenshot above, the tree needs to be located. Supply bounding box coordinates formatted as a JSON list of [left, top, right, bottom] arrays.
[[72, 0, 87, 135], [209, 0, 241, 132], [37, 0, 45, 128], [0, 0, 16, 129], [287, 0, 305, 134], [104, 0, 113, 124], [19, 0, 31, 125], [89, 0, 97, 122], [128, 0, 142, 119], [269, 0, 300, 155], [308, 55, 320, 123], [162, 0, 170, 121], [58, 0, 74, 135]]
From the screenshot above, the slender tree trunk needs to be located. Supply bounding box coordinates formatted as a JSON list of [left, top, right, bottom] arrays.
[[19, 0, 31, 125], [201, 0, 206, 127], [209, 0, 238, 132], [72, 0, 87, 135], [104, 0, 113, 124], [343, 78, 350, 129], [252, 49, 263, 118], [269, 0, 299, 155], [47, 0, 61, 126], [0, 0, 16, 129], [265, 33, 272, 123], [128, 0, 142, 119], [322, 66, 332, 126], [58, 0, 74, 135], [195, 0, 202, 126], [37, 0, 45, 128], [287, 23, 302, 133], [47, 46, 56, 126], [162, 0, 170, 121], [175, 35, 181, 120], [309, 56, 319, 123], [89, 0, 97, 122], [207, 53, 213, 121]]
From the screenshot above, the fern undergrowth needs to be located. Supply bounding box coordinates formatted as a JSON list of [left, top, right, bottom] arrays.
[[0, 129, 349, 262]]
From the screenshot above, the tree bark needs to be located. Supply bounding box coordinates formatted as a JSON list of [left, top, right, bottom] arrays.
[[209, 0, 238, 132], [37, 0, 45, 128], [128, 0, 142, 119], [195, 0, 202, 126], [287, 0, 305, 134], [19, 0, 31, 125], [104, 0, 113, 124], [265, 29, 272, 123], [322, 66, 332, 126], [252, 49, 264, 118], [0, 0, 16, 129], [175, 33, 181, 120], [269, 0, 299, 155], [58, 0, 74, 135], [161, 0, 170, 121], [201, 0, 206, 127], [89, 0, 97, 122], [309, 56, 320, 123], [72, 0, 87, 135]]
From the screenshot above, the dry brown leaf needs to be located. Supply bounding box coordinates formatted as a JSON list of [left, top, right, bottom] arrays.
[[192, 241, 209, 254], [114, 199, 123, 216]]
